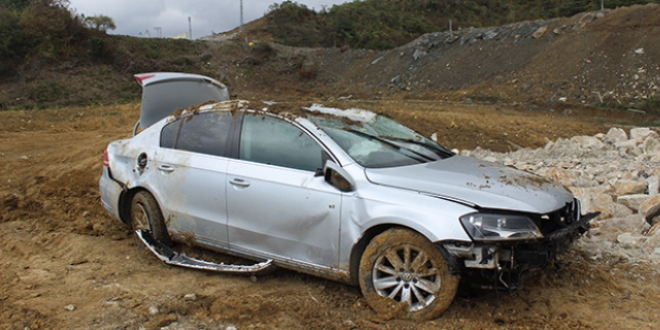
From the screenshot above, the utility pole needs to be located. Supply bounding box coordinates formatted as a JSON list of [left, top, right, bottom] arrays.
[[240, 0, 244, 33], [188, 16, 192, 40], [154, 27, 162, 38], [449, 19, 453, 38]]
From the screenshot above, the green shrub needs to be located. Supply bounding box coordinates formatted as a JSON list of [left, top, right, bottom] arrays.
[[0, 0, 90, 75], [0, 8, 35, 75], [266, 1, 333, 47], [640, 96, 660, 114], [27, 82, 70, 104], [88, 36, 111, 60], [251, 41, 276, 59]]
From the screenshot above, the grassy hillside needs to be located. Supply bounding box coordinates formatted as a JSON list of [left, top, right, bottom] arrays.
[[0, 0, 210, 77], [264, 0, 660, 49], [1, 0, 659, 113]]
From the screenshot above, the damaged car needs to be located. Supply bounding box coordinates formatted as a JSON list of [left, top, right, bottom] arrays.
[[99, 72, 597, 320]]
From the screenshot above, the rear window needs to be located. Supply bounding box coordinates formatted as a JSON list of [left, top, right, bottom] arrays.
[[160, 112, 232, 157]]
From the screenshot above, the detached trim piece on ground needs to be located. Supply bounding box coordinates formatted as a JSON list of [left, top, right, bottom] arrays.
[[136, 229, 274, 273]]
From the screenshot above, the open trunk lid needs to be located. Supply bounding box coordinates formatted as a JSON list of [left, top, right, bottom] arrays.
[[134, 72, 230, 130]]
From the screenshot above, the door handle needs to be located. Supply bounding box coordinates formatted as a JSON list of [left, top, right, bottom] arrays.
[[158, 164, 175, 173], [229, 178, 250, 187]]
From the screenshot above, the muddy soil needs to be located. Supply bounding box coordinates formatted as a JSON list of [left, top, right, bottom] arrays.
[[2, 102, 660, 329]]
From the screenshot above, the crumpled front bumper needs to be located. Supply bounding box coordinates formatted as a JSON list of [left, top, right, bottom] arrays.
[[444, 211, 600, 289], [513, 211, 599, 268]]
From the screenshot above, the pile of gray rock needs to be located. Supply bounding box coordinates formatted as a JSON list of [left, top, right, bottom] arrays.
[[409, 19, 553, 60], [462, 127, 660, 263]]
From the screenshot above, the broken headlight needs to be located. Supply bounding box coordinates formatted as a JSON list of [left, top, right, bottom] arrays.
[[460, 213, 543, 241]]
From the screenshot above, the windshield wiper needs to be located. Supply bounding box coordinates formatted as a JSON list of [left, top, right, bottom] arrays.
[[382, 136, 454, 158], [347, 129, 434, 162]]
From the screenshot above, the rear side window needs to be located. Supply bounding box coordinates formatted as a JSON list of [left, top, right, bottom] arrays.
[[160, 112, 232, 157], [161, 121, 179, 149], [239, 114, 324, 171]]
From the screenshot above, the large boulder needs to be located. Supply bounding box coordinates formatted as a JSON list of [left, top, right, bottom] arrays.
[[570, 186, 614, 219], [570, 135, 605, 150], [605, 127, 627, 144], [547, 167, 577, 186], [647, 222, 660, 236], [630, 127, 657, 141], [648, 176, 660, 196], [600, 214, 647, 232], [616, 232, 644, 249], [640, 195, 660, 225], [614, 179, 647, 196], [617, 194, 652, 212], [642, 135, 660, 156], [615, 139, 642, 157]]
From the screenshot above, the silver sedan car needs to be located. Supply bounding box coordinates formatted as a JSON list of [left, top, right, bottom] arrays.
[[100, 73, 596, 320]]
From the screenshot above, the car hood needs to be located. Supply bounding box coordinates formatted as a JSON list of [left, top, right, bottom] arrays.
[[364, 155, 573, 214]]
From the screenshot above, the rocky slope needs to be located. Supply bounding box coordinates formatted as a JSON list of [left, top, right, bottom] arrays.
[[464, 126, 660, 264], [306, 4, 660, 107]]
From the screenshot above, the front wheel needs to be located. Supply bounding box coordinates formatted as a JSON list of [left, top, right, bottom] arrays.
[[358, 228, 459, 320], [130, 191, 172, 246]]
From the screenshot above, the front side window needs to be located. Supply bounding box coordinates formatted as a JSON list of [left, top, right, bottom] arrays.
[[159, 112, 232, 157], [239, 114, 324, 172]]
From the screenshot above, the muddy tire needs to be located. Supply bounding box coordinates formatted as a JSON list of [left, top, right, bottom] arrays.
[[130, 191, 172, 246], [359, 228, 459, 320]]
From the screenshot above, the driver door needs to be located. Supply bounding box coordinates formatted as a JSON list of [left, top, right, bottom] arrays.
[[226, 114, 342, 268]]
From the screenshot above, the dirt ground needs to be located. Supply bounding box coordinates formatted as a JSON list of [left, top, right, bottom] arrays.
[[2, 101, 660, 329]]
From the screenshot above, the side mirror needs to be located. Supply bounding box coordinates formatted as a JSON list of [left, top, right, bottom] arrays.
[[323, 161, 355, 192]]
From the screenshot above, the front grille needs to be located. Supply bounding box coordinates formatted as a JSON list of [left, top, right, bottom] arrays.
[[535, 198, 580, 235]]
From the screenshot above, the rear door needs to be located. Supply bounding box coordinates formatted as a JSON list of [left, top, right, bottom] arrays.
[[152, 111, 233, 247], [226, 114, 342, 268]]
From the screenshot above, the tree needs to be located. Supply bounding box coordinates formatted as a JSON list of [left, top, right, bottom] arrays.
[[84, 14, 116, 32], [0, 0, 32, 11]]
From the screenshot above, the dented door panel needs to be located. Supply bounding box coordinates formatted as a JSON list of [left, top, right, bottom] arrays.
[[152, 148, 230, 247], [226, 160, 342, 268]]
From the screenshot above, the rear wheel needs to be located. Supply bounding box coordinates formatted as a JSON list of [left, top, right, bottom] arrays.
[[130, 191, 172, 246], [358, 228, 459, 320]]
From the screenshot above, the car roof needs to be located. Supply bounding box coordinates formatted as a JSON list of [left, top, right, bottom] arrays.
[[165, 100, 380, 124]]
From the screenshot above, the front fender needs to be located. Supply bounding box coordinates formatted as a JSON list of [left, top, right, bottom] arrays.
[[355, 195, 474, 243], [338, 185, 475, 271]]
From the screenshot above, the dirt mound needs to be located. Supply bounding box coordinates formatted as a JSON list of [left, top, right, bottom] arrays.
[[293, 4, 658, 107]]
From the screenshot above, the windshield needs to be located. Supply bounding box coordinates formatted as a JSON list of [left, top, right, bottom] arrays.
[[307, 112, 454, 168]]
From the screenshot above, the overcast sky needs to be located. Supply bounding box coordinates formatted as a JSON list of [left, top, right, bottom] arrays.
[[69, 0, 348, 39]]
